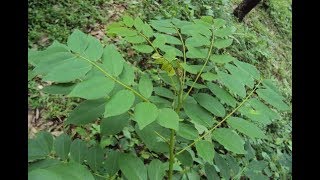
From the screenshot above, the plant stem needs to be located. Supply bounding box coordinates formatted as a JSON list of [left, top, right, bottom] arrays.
[[168, 129, 175, 180], [174, 27, 187, 88]]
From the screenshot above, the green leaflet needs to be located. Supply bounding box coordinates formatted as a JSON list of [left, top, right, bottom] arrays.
[[204, 163, 220, 180], [42, 83, 76, 95], [180, 63, 212, 75], [138, 74, 153, 98], [180, 23, 212, 38], [218, 70, 246, 98], [119, 62, 136, 85], [104, 90, 135, 118], [150, 19, 175, 28], [123, 15, 134, 27], [185, 34, 211, 47], [135, 123, 170, 153], [201, 72, 218, 81], [134, 17, 145, 32], [83, 35, 104, 61], [213, 39, 233, 49], [28, 159, 61, 172], [212, 128, 246, 154], [54, 134, 72, 160], [233, 60, 260, 80], [194, 93, 226, 117], [201, 16, 214, 24], [154, 87, 174, 99], [210, 54, 236, 64], [153, 35, 166, 48], [102, 44, 125, 76], [28, 163, 95, 180], [248, 98, 281, 120], [207, 82, 237, 108], [105, 150, 121, 176], [147, 159, 167, 180], [108, 27, 137, 36], [70, 139, 88, 163], [28, 132, 54, 161], [256, 88, 290, 111], [262, 79, 281, 94], [86, 145, 104, 172], [238, 103, 272, 125], [185, 81, 207, 89], [143, 23, 154, 37], [150, 20, 176, 34], [67, 29, 89, 54], [68, 75, 115, 99], [227, 117, 267, 139], [65, 98, 106, 125], [156, 108, 179, 130], [124, 35, 146, 43], [213, 26, 235, 37], [43, 56, 92, 83], [149, 96, 172, 108], [225, 63, 255, 88], [183, 103, 216, 128], [101, 113, 130, 136], [186, 169, 200, 180], [134, 102, 159, 130], [248, 160, 268, 171], [46, 162, 94, 180], [176, 150, 193, 166], [133, 44, 154, 53], [158, 44, 183, 57], [186, 46, 208, 59], [195, 140, 215, 164], [225, 155, 240, 177], [118, 154, 147, 180], [213, 18, 226, 28], [176, 122, 199, 140], [154, 33, 182, 45], [28, 42, 69, 66], [214, 153, 230, 180], [33, 52, 75, 75], [180, 63, 198, 74], [67, 29, 103, 61]]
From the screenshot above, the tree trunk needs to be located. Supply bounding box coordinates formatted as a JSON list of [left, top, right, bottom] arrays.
[[233, 0, 262, 21]]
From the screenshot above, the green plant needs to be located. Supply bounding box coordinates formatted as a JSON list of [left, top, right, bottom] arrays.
[[28, 16, 290, 179]]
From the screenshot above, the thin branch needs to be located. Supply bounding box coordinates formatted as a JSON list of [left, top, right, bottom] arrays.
[[174, 27, 187, 88]]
